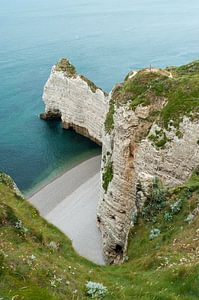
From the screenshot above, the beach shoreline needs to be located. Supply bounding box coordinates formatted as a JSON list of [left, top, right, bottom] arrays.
[[25, 152, 101, 198], [29, 155, 105, 265]]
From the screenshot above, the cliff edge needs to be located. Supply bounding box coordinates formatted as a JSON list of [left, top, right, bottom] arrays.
[[41, 59, 199, 264], [41, 58, 109, 145]]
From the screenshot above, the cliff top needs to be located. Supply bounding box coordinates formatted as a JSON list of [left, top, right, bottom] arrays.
[[105, 60, 199, 133], [55, 58, 107, 95], [55, 58, 77, 77]]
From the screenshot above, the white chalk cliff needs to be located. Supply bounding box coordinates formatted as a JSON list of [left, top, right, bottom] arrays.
[[42, 59, 199, 264], [41, 59, 109, 145]]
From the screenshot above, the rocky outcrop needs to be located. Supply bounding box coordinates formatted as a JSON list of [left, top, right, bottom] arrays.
[[97, 63, 199, 264], [0, 173, 24, 199], [97, 86, 166, 264], [41, 59, 109, 145], [98, 113, 199, 263], [135, 118, 199, 187], [42, 59, 199, 264]]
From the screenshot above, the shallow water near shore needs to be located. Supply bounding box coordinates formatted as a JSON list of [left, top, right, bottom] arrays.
[[0, 0, 199, 193]]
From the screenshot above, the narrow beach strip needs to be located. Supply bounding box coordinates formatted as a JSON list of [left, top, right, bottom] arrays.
[[29, 155, 105, 265]]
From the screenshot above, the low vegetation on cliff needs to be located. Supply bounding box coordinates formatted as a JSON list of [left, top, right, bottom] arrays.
[[55, 58, 107, 95], [55, 58, 77, 77], [102, 161, 113, 192], [104, 100, 115, 134], [0, 171, 198, 299], [80, 75, 108, 95], [105, 60, 199, 141]]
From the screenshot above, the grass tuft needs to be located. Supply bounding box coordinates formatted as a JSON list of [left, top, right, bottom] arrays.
[[55, 58, 77, 77], [102, 162, 113, 192]]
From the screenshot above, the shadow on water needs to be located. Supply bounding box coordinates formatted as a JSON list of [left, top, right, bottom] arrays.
[[24, 119, 101, 196]]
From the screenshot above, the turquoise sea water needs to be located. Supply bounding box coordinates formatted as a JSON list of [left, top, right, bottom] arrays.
[[0, 0, 199, 195]]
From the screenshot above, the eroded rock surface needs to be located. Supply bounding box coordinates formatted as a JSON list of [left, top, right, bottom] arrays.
[[42, 59, 199, 264], [42, 59, 109, 145]]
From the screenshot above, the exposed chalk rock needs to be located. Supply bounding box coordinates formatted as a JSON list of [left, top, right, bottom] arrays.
[[41, 59, 109, 145], [41, 59, 199, 264]]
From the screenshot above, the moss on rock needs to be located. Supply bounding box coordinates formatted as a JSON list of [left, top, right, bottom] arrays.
[[80, 75, 108, 95], [55, 58, 77, 77], [148, 129, 171, 149], [104, 100, 115, 134], [102, 161, 113, 192]]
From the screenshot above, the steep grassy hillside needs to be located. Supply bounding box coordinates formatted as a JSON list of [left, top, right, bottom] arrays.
[[0, 172, 198, 300], [105, 60, 199, 136]]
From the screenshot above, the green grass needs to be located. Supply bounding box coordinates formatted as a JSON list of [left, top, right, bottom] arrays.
[[127, 70, 199, 130], [80, 75, 107, 95], [168, 60, 199, 76], [105, 60, 199, 137], [102, 161, 113, 192], [159, 74, 199, 128], [104, 100, 115, 133], [148, 129, 171, 149], [80, 75, 99, 93], [0, 170, 199, 300], [130, 96, 150, 110], [2, 59, 199, 299], [55, 59, 108, 96], [55, 58, 77, 77]]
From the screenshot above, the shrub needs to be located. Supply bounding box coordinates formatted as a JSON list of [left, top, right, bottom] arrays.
[[15, 219, 28, 234], [104, 100, 115, 133], [142, 177, 168, 221], [170, 199, 182, 214], [0, 252, 4, 275], [80, 75, 101, 94], [149, 228, 161, 240], [55, 58, 76, 77], [86, 281, 107, 298], [0, 204, 18, 227], [0, 173, 14, 188], [185, 213, 195, 224], [102, 162, 113, 192], [148, 129, 169, 149], [164, 212, 173, 222], [131, 211, 138, 225]]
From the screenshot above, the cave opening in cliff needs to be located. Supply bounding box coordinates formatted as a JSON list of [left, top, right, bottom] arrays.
[[115, 244, 123, 257], [40, 109, 62, 121]]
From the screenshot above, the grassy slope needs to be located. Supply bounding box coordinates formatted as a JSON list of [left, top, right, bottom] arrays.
[[105, 60, 199, 133], [0, 171, 199, 300]]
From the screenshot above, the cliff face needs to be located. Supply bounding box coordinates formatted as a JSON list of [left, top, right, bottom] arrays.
[[41, 59, 109, 145], [98, 115, 199, 263], [97, 63, 199, 263], [42, 59, 199, 264], [97, 99, 165, 263]]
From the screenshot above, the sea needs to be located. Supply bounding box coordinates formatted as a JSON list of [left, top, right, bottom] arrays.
[[0, 0, 199, 196]]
